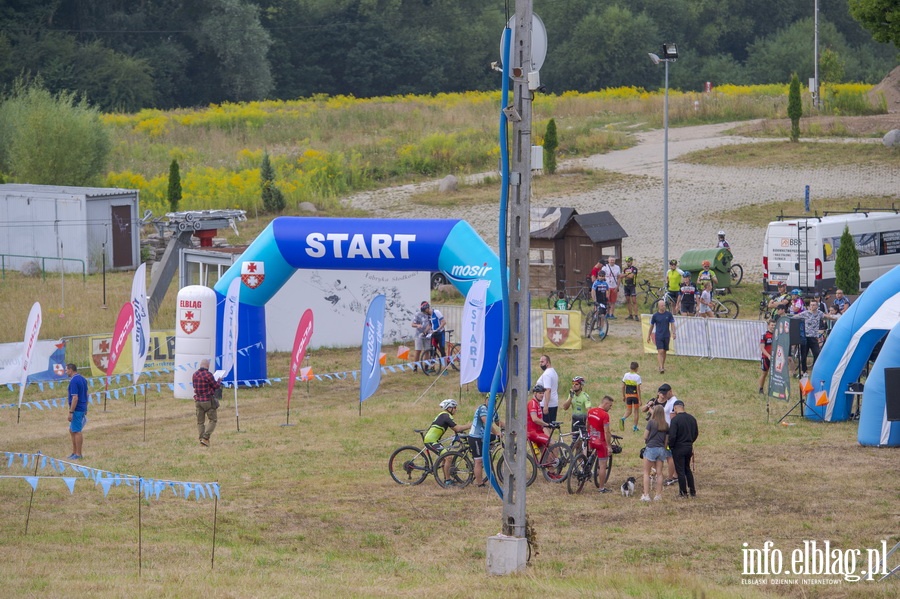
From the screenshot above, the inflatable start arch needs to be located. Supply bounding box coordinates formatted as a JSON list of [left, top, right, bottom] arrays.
[[207, 217, 505, 392], [807, 264, 900, 446]]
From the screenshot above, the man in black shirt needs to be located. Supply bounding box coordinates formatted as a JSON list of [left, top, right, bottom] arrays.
[[667, 400, 699, 498]]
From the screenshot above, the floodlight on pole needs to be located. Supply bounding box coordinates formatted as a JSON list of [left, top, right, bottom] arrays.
[[649, 44, 677, 275]]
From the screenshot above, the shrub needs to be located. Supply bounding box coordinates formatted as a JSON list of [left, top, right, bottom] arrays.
[[543, 118, 558, 174], [835, 225, 860, 292], [260, 151, 285, 213], [167, 159, 182, 213], [788, 74, 802, 143]]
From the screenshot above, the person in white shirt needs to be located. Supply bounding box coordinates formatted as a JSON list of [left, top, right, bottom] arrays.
[[536, 354, 559, 424], [601, 256, 622, 319]]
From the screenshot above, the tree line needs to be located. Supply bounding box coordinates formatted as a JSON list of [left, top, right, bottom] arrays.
[[0, 0, 896, 112]]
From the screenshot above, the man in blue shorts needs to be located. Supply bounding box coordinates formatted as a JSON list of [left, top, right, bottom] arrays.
[[66, 363, 89, 460], [647, 300, 676, 373]]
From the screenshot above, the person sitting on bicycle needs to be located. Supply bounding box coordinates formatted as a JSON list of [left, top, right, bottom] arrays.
[[527, 384, 555, 451], [561, 376, 591, 438], [469, 394, 504, 487], [423, 399, 470, 455], [421, 301, 446, 356], [665, 259, 682, 305], [587, 395, 615, 493]]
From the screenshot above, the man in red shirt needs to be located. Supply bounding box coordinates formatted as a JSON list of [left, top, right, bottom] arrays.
[[759, 320, 776, 394], [527, 384, 551, 449], [587, 395, 615, 493]]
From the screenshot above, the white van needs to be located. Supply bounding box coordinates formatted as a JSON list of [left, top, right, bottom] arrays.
[[763, 211, 900, 292]]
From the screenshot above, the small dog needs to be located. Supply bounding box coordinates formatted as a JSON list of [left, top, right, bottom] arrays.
[[621, 476, 636, 497]]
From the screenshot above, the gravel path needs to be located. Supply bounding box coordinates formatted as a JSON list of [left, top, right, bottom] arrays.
[[344, 122, 899, 278]]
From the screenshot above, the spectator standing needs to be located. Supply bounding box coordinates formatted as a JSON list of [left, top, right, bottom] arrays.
[[640, 404, 668, 501], [667, 400, 699, 498], [716, 230, 730, 249], [601, 256, 622, 319], [676, 272, 697, 316], [192, 358, 222, 447], [66, 364, 88, 460], [759, 320, 776, 393], [410, 301, 432, 371], [423, 302, 446, 356], [698, 281, 714, 318], [696, 260, 718, 289], [620, 361, 642, 432], [794, 299, 823, 376], [536, 354, 560, 424], [665, 259, 682, 306], [561, 376, 591, 437], [587, 395, 615, 493], [832, 289, 851, 313], [648, 300, 676, 373], [621, 257, 639, 320]]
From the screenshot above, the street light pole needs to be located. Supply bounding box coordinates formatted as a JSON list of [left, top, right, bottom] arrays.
[[649, 43, 677, 276]]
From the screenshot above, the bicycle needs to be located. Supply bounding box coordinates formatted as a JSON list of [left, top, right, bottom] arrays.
[[758, 291, 778, 320], [546, 278, 593, 315], [388, 429, 474, 488], [494, 421, 572, 485], [638, 279, 676, 312], [566, 433, 623, 494], [711, 288, 740, 318], [729, 263, 743, 286], [420, 329, 461, 375], [582, 301, 609, 342]]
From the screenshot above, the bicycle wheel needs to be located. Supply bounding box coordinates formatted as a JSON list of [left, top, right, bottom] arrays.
[[546, 291, 555, 310], [420, 348, 438, 375], [566, 454, 589, 494], [541, 442, 572, 483], [730, 263, 743, 286], [433, 451, 474, 489], [588, 314, 609, 342], [715, 299, 740, 319], [495, 453, 538, 487], [448, 343, 461, 371], [388, 446, 430, 485]]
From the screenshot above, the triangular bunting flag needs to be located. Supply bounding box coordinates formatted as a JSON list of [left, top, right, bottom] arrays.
[[25, 476, 39, 491], [100, 478, 114, 497], [63, 477, 76, 494]]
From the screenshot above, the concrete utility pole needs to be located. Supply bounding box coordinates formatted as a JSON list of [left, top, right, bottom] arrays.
[[487, 0, 534, 575]]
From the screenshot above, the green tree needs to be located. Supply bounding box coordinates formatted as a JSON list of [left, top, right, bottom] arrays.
[[167, 159, 182, 213], [849, 0, 900, 49], [260, 152, 285, 213], [835, 225, 860, 292], [788, 73, 802, 142], [543, 119, 558, 175], [0, 81, 109, 185]]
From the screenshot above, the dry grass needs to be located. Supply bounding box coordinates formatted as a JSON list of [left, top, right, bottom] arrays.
[[1, 297, 898, 597], [719, 197, 900, 230], [679, 141, 899, 169]]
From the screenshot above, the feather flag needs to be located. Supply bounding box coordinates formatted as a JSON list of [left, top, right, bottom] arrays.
[[17, 302, 43, 413], [107, 303, 134, 390], [460, 280, 490, 385], [220, 277, 242, 378], [286, 309, 314, 411], [131, 263, 150, 386], [359, 295, 386, 403]]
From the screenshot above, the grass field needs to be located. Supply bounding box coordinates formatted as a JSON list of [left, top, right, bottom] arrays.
[[1, 268, 898, 597]]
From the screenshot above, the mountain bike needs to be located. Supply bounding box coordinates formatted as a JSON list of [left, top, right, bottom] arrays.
[[546, 278, 593, 315], [729, 263, 743, 286], [388, 429, 474, 488], [494, 422, 572, 485], [638, 279, 677, 311], [420, 329, 461, 375], [566, 433, 623, 494], [712, 288, 740, 319], [583, 301, 609, 341]]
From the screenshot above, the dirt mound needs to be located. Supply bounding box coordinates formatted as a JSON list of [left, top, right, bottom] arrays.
[[870, 65, 900, 113]]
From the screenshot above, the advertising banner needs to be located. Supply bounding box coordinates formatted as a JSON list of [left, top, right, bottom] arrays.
[[359, 295, 386, 403], [768, 316, 794, 401], [131, 263, 151, 386], [16, 302, 43, 410], [90, 331, 176, 378], [460, 280, 489, 385], [287, 309, 314, 410]]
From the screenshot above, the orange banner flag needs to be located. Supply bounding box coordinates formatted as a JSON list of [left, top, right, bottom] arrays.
[[397, 345, 410, 360]]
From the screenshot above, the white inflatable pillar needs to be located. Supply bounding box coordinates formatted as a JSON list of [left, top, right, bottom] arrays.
[[174, 285, 217, 399]]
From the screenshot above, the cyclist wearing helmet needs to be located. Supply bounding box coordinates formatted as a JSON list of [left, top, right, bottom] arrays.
[[665, 260, 682, 306], [562, 376, 591, 436], [469, 394, 504, 487], [676, 271, 697, 316], [716, 230, 730, 249], [527, 384, 553, 450], [423, 398, 469, 455], [410, 301, 433, 371], [696, 259, 718, 289], [621, 257, 639, 320]]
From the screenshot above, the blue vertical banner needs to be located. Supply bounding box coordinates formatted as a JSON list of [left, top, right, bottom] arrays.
[[359, 294, 386, 403], [804, 185, 810, 212]]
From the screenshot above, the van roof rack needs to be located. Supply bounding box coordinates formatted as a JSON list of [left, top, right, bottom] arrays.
[[823, 202, 899, 217], [775, 210, 822, 222]]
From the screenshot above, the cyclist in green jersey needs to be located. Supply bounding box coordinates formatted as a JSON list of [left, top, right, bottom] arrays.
[[561, 376, 591, 436], [665, 259, 683, 305], [424, 399, 471, 486]]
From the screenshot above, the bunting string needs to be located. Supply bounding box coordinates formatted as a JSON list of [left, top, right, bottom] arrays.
[[1, 451, 219, 502]]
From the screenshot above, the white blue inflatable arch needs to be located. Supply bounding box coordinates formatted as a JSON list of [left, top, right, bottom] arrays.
[[212, 217, 504, 391], [807, 265, 900, 446]]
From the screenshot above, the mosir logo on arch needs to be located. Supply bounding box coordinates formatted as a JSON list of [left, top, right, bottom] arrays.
[[449, 263, 493, 280]]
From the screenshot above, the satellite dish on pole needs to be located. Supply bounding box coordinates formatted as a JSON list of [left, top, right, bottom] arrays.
[[499, 13, 548, 72]]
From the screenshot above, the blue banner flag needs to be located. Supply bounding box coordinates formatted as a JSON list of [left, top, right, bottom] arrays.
[[359, 294, 386, 403]]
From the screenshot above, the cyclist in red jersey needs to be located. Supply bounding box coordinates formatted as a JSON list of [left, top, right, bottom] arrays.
[[527, 384, 551, 449]]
